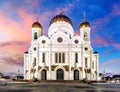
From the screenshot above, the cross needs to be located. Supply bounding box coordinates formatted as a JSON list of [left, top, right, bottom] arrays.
[[36, 17, 39, 22], [59, 8, 63, 15], [83, 11, 86, 22]]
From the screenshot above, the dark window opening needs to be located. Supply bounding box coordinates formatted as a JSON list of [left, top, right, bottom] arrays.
[[75, 53, 78, 63], [62, 53, 65, 63], [59, 53, 61, 63], [42, 53, 45, 63], [55, 53, 57, 63], [34, 32, 37, 40]]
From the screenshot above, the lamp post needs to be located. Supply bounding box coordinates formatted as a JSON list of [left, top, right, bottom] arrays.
[[32, 62, 35, 80], [85, 64, 88, 80], [17, 69, 20, 80], [103, 69, 105, 81]]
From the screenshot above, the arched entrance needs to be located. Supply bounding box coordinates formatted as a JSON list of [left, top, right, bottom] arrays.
[[41, 69, 47, 80], [74, 70, 79, 80], [56, 69, 64, 80]]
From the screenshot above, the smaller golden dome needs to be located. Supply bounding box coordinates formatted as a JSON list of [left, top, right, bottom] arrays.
[[79, 21, 90, 28], [32, 21, 42, 29]]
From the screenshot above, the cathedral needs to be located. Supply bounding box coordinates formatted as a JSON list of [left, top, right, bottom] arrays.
[[24, 11, 99, 81]]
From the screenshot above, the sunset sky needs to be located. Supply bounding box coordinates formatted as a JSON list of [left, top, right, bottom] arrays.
[[0, 0, 120, 74]]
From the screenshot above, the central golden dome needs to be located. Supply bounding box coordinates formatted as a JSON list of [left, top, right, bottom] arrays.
[[49, 14, 72, 26]]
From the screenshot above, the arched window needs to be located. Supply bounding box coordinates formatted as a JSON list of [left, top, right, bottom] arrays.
[[34, 32, 37, 40], [59, 53, 61, 63], [62, 53, 65, 63], [84, 32, 87, 38], [92, 61, 94, 69], [55, 53, 58, 63], [85, 58, 87, 67], [75, 53, 78, 63], [33, 58, 36, 66], [55, 53, 65, 63], [42, 53, 45, 63]]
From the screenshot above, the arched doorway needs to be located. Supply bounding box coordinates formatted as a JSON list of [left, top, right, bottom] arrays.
[[56, 69, 64, 80], [74, 70, 79, 80], [41, 69, 47, 80]]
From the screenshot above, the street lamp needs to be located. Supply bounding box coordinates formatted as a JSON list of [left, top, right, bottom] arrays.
[[32, 62, 35, 80], [103, 69, 106, 81], [85, 64, 88, 80], [17, 69, 20, 80]]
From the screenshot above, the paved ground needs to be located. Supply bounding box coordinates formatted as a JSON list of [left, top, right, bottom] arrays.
[[0, 81, 120, 92]]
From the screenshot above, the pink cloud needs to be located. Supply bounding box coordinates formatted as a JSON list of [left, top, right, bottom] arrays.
[[92, 35, 120, 49], [55, 0, 79, 14], [0, 11, 32, 42], [0, 40, 29, 67], [25, 0, 39, 9], [100, 58, 120, 68], [108, 37, 120, 49], [0, 0, 43, 43], [91, 4, 120, 32], [74, 31, 79, 36], [111, 4, 120, 16], [92, 35, 108, 47], [0, 41, 29, 59], [0, 56, 23, 66], [0, 1, 53, 68]]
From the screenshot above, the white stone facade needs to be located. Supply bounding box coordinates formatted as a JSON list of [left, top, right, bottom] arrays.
[[24, 13, 99, 81]]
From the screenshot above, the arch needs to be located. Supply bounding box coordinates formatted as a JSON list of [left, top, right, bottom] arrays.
[[56, 69, 64, 80], [74, 70, 79, 80], [41, 69, 47, 80], [71, 35, 82, 44], [38, 35, 50, 44]]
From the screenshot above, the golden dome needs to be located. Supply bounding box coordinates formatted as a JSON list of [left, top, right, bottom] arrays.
[[32, 21, 42, 29], [49, 14, 72, 26], [79, 21, 90, 28]]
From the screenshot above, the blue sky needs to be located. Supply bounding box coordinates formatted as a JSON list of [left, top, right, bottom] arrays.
[[0, 0, 120, 74]]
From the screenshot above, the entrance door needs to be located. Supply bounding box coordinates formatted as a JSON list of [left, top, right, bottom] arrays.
[[57, 69, 64, 80], [41, 69, 47, 80], [74, 70, 79, 80]]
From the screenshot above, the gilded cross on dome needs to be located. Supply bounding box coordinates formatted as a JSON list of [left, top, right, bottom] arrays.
[[83, 11, 86, 22], [36, 17, 39, 22], [59, 8, 63, 15]]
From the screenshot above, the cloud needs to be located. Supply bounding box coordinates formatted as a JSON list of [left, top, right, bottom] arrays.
[[0, 56, 23, 66], [0, 41, 25, 67], [100, 58, 120, 68], [0, 62, 23, 74], [111, 4, 120, 16], [91, 3, 120, 32], [55, 0, 79, 14], [0, 40, 29, 65], [91, 3, 120, 49], [0, 10, 32, 42], [91, 34, 120, 49], [91, 35, 108, 47], [0, 0, 43, 42], [0, 41, 29, 48], [0, 1, 54, 69]]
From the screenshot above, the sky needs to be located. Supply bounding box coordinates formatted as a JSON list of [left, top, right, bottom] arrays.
[[0, 0, 120, 75]]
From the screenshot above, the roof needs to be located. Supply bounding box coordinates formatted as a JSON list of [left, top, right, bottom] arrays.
[[49, 14, 72, 26], [79, 21, 90, 28], [32, 21, 43, 29]]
